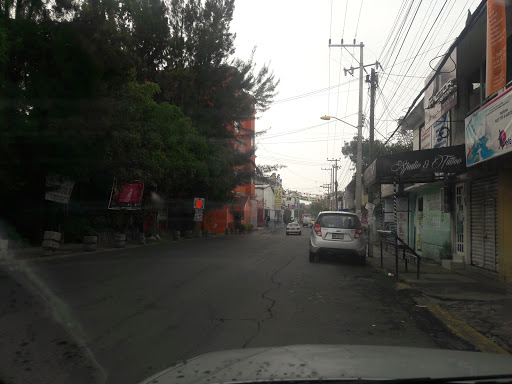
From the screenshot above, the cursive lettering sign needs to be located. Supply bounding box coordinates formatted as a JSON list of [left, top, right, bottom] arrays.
[[390, 155, 463, 176]]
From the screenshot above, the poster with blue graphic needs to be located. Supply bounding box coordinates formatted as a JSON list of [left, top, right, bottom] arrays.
[[465, 87, 512, 166]]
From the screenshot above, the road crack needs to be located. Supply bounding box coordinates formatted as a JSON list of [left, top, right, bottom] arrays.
[[242, 255, 297, 348]]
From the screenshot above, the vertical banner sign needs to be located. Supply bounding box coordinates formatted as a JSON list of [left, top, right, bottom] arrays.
[[420, 125, 432, 149], [274, 187, 283, 207], [486, 0, 507, 97], [108, 181, 144, 210]]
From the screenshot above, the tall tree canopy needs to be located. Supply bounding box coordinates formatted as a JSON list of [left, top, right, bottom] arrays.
[[0, 0, 279, 242]]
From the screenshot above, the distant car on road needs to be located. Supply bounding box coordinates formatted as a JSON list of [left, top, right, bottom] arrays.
[[309, 211, 367, 264], [286, 222, 302, 235]]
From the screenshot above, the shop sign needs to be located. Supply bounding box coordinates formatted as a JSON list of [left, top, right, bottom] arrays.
[[466, 86, 512, 166], [364, 145, 465, 186]]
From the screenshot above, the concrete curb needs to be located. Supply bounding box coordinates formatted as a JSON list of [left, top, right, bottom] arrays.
[[1, 234, 233, 264], [414, 297, 510, 355], [367, 257, 510, 355]]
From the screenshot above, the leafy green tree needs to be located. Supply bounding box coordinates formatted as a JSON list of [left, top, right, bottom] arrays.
[[307, 202, 329, 218], [341, 128, 413, 173], [283, 209, 292, 224]]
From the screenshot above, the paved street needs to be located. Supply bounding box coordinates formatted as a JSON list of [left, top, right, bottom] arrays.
[[1, 227, 473, 384]]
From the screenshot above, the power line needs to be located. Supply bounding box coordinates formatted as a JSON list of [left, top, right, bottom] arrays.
[[372, 0, 487, 162], [271, 78, 358, 105]]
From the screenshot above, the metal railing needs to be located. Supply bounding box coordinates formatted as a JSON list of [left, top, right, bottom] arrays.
[[377, 230, 422, 279]]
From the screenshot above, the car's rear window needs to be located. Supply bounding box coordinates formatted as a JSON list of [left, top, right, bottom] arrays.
[[317, 214, 360, 229]]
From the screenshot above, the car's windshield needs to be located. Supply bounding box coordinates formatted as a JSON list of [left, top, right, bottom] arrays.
[[2, 1, 512, 384]]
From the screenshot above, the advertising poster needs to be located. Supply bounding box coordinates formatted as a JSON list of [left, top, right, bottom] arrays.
[[397, 211, 408, 245], [45, 177, 75, 204], [432, 114, 449, 148], [274, 187, 283, 207], [486, 0, 507, 97], [108, 181, 144, 210], [466, 86, 512, 166]]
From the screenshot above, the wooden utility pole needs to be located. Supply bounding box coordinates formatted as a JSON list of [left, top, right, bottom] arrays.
[[328, 158, 340, 210]]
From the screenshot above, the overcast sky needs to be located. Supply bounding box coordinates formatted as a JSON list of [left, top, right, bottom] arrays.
[[230, 0, 480, 196]]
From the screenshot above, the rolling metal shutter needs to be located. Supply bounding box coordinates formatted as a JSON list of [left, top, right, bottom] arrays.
[[470, 176, 498, 271]]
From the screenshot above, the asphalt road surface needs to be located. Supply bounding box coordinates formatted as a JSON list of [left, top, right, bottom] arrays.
[[1, 226, 472, 384]]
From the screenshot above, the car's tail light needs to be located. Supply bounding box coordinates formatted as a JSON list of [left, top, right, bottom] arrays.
[[354, 226, 363, 239], [314, 223, 322, 237]]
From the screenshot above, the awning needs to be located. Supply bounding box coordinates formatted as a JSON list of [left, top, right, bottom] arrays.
[[364, 145, 466, 186], [231, 196, 249, 211]]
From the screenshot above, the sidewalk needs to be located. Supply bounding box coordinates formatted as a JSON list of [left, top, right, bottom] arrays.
[[368, 244, 512, 354], [1, 242, 159, 263]]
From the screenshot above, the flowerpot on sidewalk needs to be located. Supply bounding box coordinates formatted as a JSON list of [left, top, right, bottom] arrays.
[[113, 233, 126, 248], [83, 236, 98, 251], [137, 233, 146, 245], [42, 231, 61, 255]]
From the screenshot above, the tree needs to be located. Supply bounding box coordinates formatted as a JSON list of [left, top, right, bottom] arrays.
[[283, 209, 292, 224], [341, 128, 413, 172], [307, 202, 329, 218], [0, 0, 280, 242]]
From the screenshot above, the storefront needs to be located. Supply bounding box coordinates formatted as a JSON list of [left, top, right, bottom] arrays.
[[364, 145, 466, 260]]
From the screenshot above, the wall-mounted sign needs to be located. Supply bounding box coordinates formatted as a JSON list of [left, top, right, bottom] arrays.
[[420, 125, 432, 150], [466, 86, 512, 166], [274, 187, 283, 206], [364, 145, 466, 186], [486, 0, 507, 97], [424, 49, 457, 128], [432, 113, 449, 148]]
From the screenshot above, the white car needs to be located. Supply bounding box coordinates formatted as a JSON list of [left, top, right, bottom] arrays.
[[309, 211, 367, 264], [286, 222, 302, 235]]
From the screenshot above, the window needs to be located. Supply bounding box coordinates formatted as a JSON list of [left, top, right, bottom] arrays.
[[318, 214, 360, 229]]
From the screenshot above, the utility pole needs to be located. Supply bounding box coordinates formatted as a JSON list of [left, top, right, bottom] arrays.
[[329, 40, 364, 217], [321, 167, 332, 209], [364, 64, 379, 257], [328, 158, 340, 211], [368, 68, 377, 162]]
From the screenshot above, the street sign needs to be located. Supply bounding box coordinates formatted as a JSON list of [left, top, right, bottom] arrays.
[[194, 198, 205, 209], [194, 208, 203, 222]]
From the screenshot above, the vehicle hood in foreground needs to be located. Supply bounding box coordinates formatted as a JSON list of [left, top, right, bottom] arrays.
[[139, 345, 512, 384]]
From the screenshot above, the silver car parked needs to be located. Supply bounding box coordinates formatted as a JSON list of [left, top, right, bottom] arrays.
[[309, 211, 367, 264]]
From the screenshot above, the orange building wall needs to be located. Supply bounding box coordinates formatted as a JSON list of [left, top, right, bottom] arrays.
[[204, 207, 233, 234]]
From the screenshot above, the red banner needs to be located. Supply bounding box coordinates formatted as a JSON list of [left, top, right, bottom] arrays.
[[486, 0, 507, 97], [108, 181, 144, 210]]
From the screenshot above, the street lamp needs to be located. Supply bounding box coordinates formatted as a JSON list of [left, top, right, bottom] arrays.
[[320, 115, 358, 129], [320, 115, 363, 216]]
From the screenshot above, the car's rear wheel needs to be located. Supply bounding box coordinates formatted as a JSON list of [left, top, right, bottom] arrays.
[[309, 250, 319, 263]]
